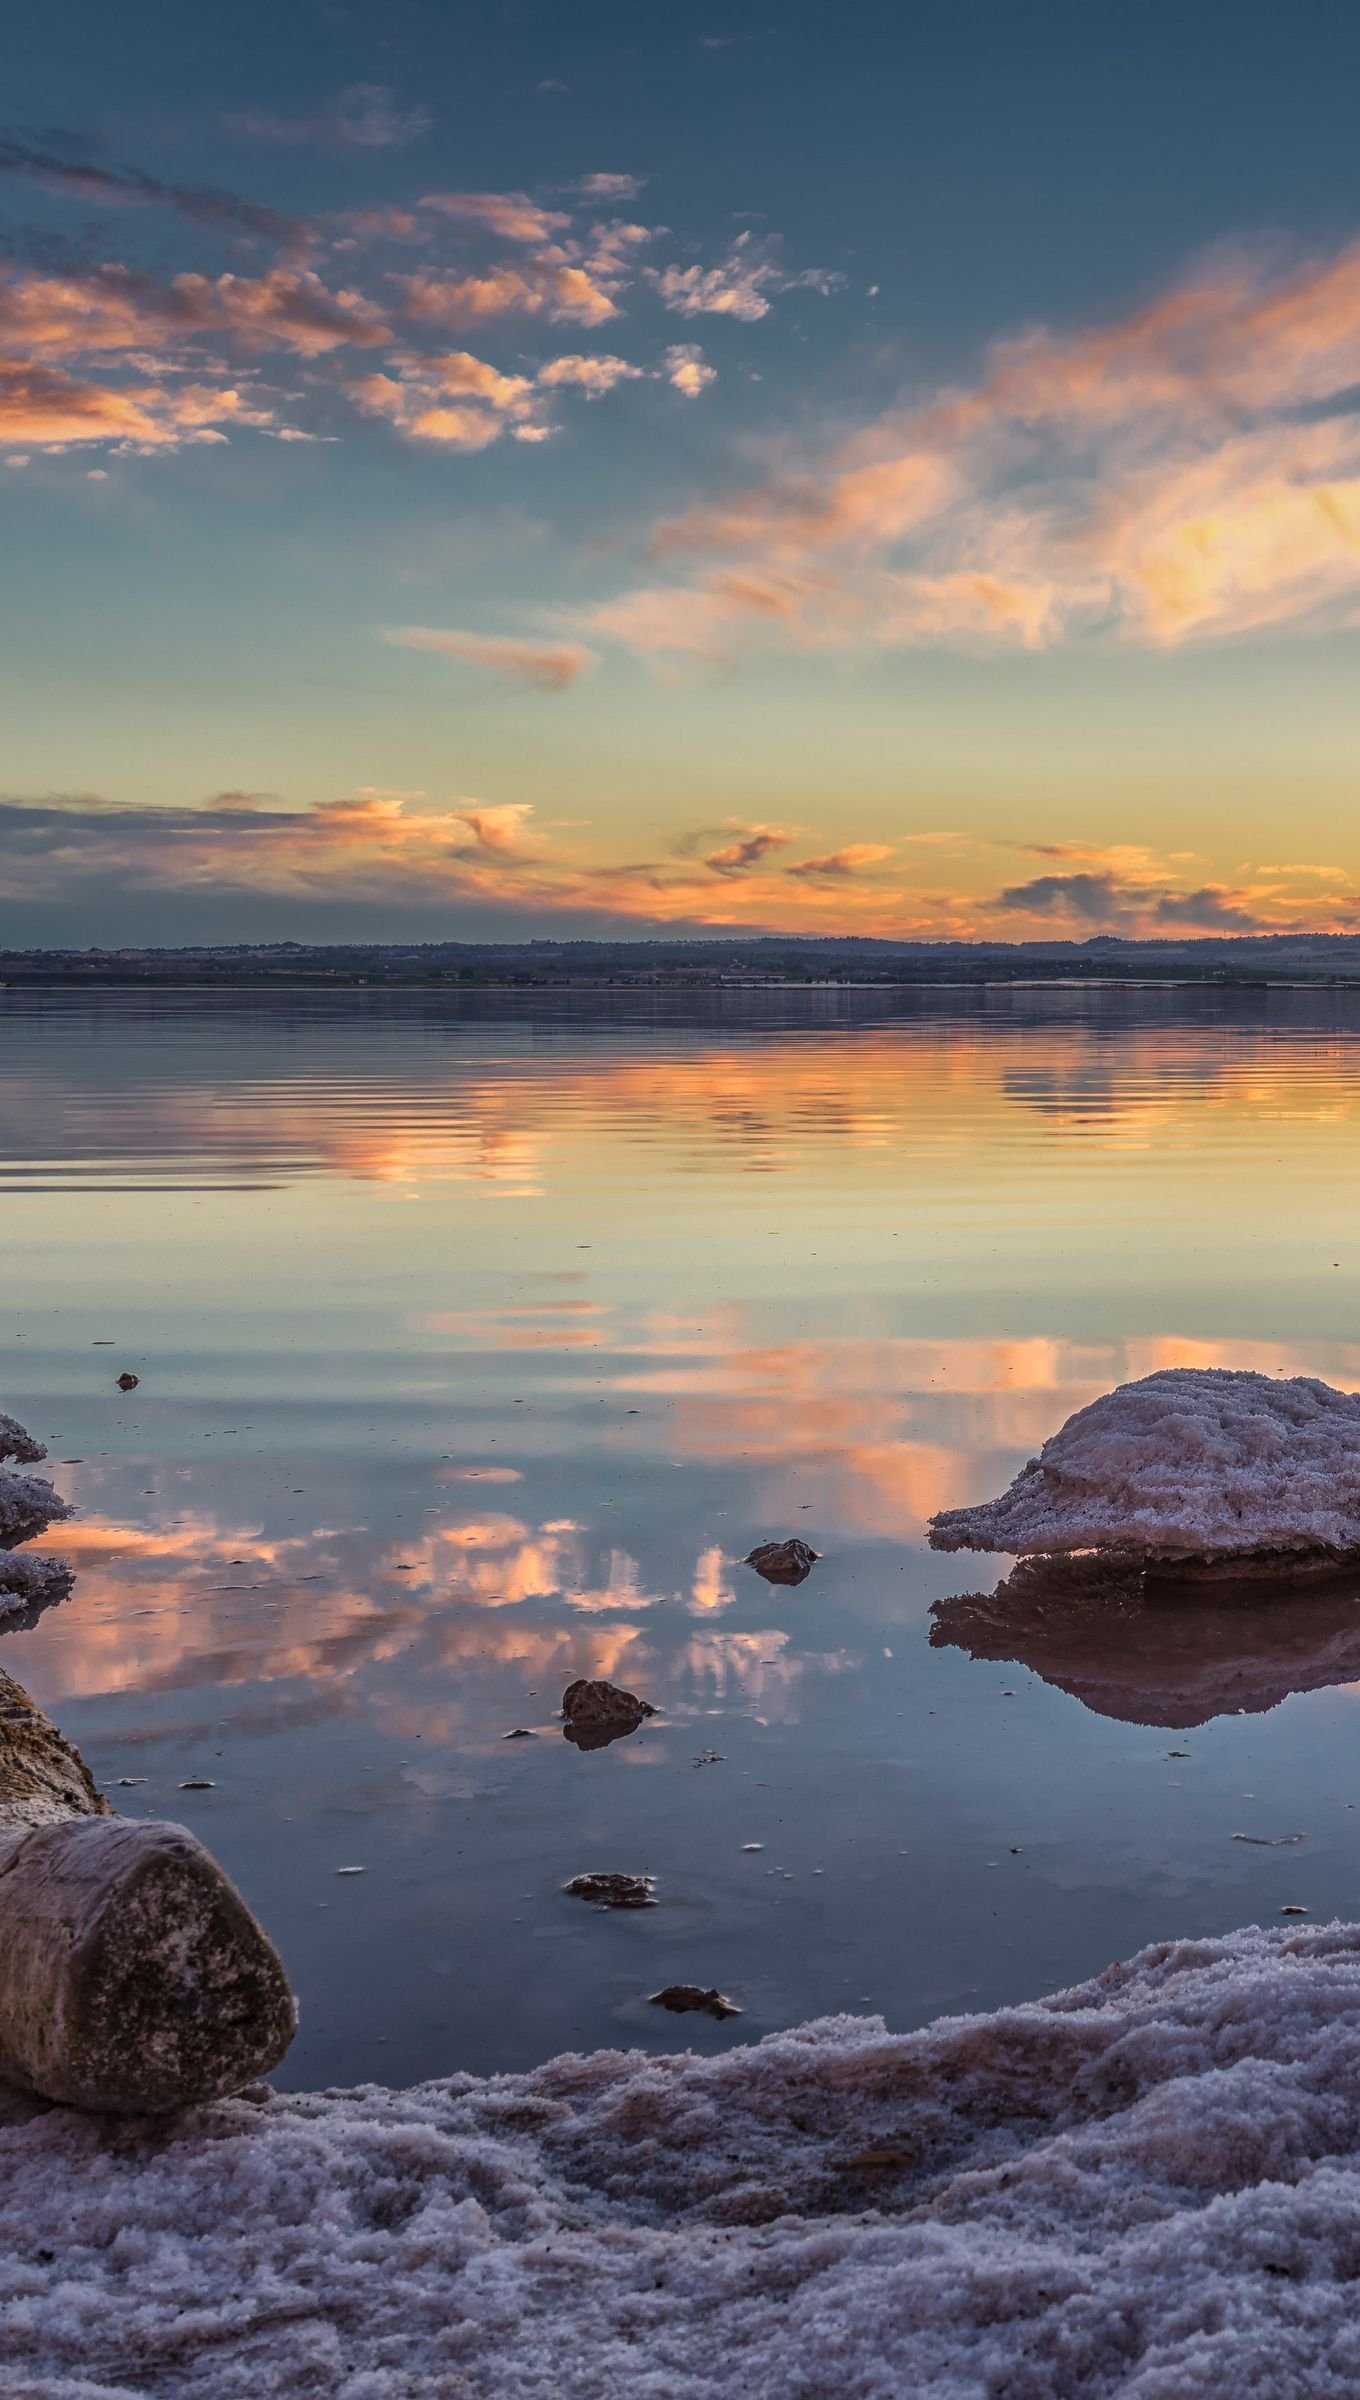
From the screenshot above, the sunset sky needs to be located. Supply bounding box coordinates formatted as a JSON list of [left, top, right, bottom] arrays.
[[4, 0, 1360, 945]]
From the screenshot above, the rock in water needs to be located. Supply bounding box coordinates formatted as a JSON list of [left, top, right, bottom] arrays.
[[744, 1539, 819, 1586], [116, 1373, 139, 1392], [928, 1368, 1360, 1565], [561, 1678, 656, 1751], [564, 1873, 656, 1909], [650, 1984, 742, 2020]]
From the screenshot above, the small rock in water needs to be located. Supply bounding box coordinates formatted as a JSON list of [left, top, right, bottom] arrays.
[[179, 1778, 215, 1790], [693, 1750, 724, 1767], [564, 1872, 656, 1909], [744, 1539, 818, 1587], [561, 1678, 656, 1752], [116, 1777, 148, 1787], [650, 1985, 741, 2021], [504, 1727, 537, 1740], [1281, 1904, 1310, 1915], [116, 1373, 139, 1392], [1233, 1832, 1306, 1846]]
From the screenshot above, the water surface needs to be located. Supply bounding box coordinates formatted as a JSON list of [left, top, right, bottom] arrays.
[[4, 985, 1360, 2086]]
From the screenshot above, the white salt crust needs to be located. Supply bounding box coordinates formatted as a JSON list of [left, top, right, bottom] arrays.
[[0, 1413, 72, 1585], [0, 1549, 74, 1618], [929, 1367, 1360, 1561], [7, 1923, 1360, 2395]]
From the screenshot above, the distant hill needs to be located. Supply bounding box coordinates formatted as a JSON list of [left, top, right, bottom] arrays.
[[4, 933, 1360, 987]]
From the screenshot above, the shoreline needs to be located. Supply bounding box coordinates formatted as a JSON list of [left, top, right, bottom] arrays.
[[2, 1914, 1355, 2396]]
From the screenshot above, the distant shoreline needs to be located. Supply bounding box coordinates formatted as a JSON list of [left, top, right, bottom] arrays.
[[6, 932, 1360, 994]]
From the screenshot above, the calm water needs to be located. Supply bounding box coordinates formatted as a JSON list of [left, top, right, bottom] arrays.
[[4, 983, 1360, 2089]]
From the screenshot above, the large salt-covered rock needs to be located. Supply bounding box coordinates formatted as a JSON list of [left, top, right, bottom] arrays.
[[928, 1367, 1360, 1562]]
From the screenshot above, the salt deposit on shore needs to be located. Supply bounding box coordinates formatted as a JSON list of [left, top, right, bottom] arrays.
[[7, 1920, 1360, 2395], [930, 1367, 1360, 1563]]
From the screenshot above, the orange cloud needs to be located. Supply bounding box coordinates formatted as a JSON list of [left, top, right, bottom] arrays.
[[393, 260, 618, 331], [588, 234, 1360, 660], [0, 358, 272, 450], [786, 844, 894, 879], [382, 626, 599, 690], [4, 789, 1351, 937], [663, 343, 716, 397], [417, 191, 573, 243], [535, 352, 644, 395]]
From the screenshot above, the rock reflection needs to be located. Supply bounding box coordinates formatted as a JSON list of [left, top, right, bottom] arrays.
[[929, 1553, 1360, 1728]]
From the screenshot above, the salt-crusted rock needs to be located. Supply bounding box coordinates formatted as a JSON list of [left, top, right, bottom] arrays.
[[928, 1367, 1360, 1562], [744, 1538, 818, 1586], [0, 1547, 73, 1626], [561, 1678, 655, 1751], [931, 1553, 1360, 1727], [0, 1414, 46, 1467], [0, 1411, 73, 1550]]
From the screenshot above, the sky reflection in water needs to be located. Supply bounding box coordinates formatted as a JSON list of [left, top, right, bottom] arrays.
[[5, 986, 1360, 2085]]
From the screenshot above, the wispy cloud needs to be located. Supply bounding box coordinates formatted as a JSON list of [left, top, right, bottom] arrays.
[[225, 86, 433, 151], [393, 254, 623, 330], [587, 236, 1360, 662], [576, 173, 647, 202], [536, 352, 644, 395], [785, 844, 894, 880], [417, 191, 572, 242], [0, 357, 272, 449], [381, 626, 599, 690], [0, 132, 299, 241], [647, 231, 841, 322]]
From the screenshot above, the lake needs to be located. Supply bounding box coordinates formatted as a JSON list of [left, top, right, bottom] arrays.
[[4, 982, 1360, 2088]]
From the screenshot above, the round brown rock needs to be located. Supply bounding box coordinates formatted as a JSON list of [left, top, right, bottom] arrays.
[[0, 1815, 297, 2111]]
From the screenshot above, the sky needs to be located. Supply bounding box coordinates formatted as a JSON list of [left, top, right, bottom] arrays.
[[3, 0, 1360, 946]]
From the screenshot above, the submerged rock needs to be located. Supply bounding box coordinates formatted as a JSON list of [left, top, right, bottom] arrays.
[[650, 1984, 742, 2021], [929, 1368, 1360, 1564], [744, 1539, 819, 1587], [561, 1678, 656, 1751], [564, 1872, 656, 1909]]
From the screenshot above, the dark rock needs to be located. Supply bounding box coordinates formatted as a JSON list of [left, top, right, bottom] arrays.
[[650, 1984, 741, 2020], [744, 1539, 819, 1587], [116, 1374, 139, 1392], [564, 1872, 656, 1909], [561, 1678, 656, 1752]]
